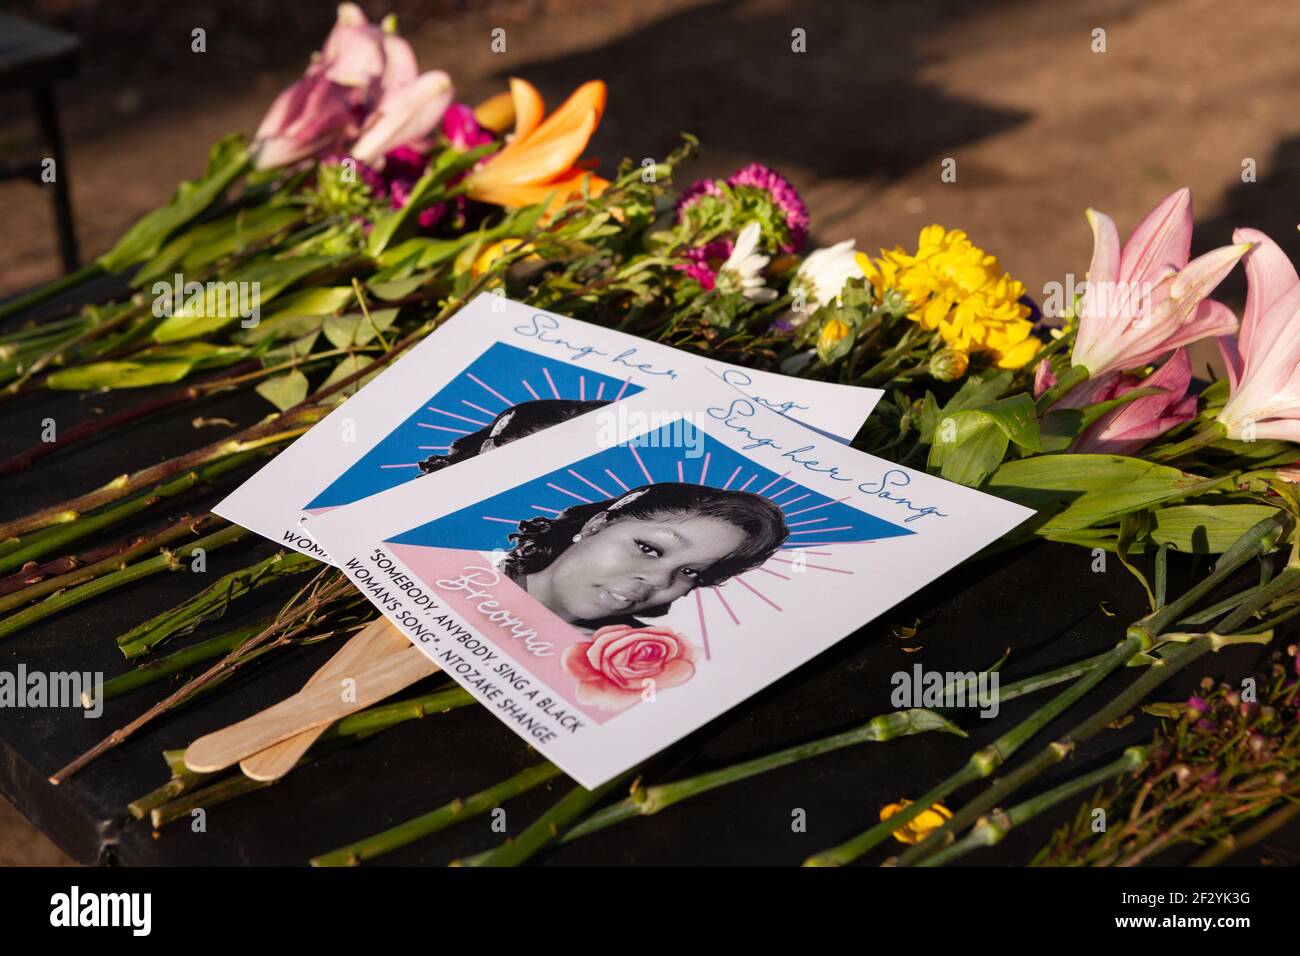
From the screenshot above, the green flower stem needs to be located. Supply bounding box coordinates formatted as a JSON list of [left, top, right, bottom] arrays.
[[920, 746, 1149, 867], [0, 411, 325, 543], [563, 708, 962, 843], [100, 618, 273, 701], [150, 770, 273, 827], [462, 657, 1115, 856], [462, 770, 637, 867], [311, 763, 564, 866], [0, 313, 87, 344], [1191, 800, 1300, 867], [0, 359, 262, 477], [127, 749, 217, 819], [0, 446, 270, 577], [116, 549, 320, 659], [0, 522, 250, 642], [941, 650, 1116, 707], [804, 639, 1137, 867], [898, 627, 1276, 867], [803, 512, 1291, 867], [1034, 364, 1089, 413], [1147, 420, 1228, 462], [0, 512, 224, 615], [315, 685, 475, 741], [0, 261, 106, 323]]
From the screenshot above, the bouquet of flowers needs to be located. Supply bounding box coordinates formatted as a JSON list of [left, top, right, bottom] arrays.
[[6, 3, 1300, 866]]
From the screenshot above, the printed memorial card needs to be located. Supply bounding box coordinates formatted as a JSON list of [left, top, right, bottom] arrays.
[[303, 368, 1034, 786], [215, 293, 884, 565]]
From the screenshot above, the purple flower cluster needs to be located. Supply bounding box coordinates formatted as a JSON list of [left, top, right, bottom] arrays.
[[673, 163, 808, 287], [728, 163, 809, 253]]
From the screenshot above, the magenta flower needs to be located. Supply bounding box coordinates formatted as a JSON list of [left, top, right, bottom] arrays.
[[729, 163, 809, 252], [370, 146, 447, 229], [440, 102, 493, 151], [1070, 348, 1197, 455], [675, 237, 734, 290], [1216, 228, 1300, 442], [1071, 188, 1247, 379], [674, 177, 722, 216]]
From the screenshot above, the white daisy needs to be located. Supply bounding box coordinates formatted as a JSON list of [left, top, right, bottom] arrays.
[[718, 222, 777, 302], [793, 239, 858, 312]]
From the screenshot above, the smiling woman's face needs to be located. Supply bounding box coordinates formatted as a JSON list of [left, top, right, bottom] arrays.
[[526, 513, 748, 624]]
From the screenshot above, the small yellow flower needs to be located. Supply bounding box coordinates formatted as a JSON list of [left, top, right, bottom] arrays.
[[818, 317, 853, 353], [460, 238, 537, 278], [879, 799, 953, 845], [858, 226, 1041, 371]]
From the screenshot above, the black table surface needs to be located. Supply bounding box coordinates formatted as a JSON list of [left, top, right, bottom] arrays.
[[2, 281, 1298, 867]]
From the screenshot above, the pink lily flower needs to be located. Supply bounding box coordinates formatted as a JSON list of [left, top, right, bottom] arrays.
[[1071, 348, 1197, 455], [1216, 228, 1300, 441], [251, 72, 358, 171], [251, 3, 452, 170], [1071, 188, 1248, 380], [350, 69, 453, 165]]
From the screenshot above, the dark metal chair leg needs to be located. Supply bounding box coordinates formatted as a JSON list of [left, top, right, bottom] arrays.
[[30, 84, 79, 274]]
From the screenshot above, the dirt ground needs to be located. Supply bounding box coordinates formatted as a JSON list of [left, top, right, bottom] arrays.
[[3, 0, 1300, 865]]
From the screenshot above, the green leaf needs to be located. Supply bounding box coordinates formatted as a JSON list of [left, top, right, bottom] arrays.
[[260, 329, 321, 366], [152, 256, 335, 343], [98, 134, 251, 272], [1149, 503, 1283, 554], [987, 455, 1225, 535], [255, 369, 310, 411], [322, 308, 397, 349], [367, 271, 435, 301], [233, 287, 356, 344], [976, 393, 1040, 452], [317, 354, 377, 399], [366, 143, 499, 256], [917, 372, 1013, 444], [133, 204, 302, 286], [376, 203, 547, 270], [928, 411, 1010, 487], [45, 342, 248, 390]]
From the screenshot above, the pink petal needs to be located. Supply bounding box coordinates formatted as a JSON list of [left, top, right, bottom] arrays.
[[1119, 187, 1192, 285], [1071, 349, 1193, 455], [1076, 208, 1121, 362], [1233, 227, 1300, 369], [561, 642, 601, 682], [380, 34, 419, 90], [1117, 294, 1240, 372], [1217, 335, 1243, 392], [350, 70, 454, 165], [1032, 358, 1057, 398]]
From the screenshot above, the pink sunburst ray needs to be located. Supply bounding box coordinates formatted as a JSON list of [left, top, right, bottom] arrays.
[[466, 372, 511, 407], [567, 468, 611, 498], [427, 407, 490, 427], [547, 482, 592, 504]]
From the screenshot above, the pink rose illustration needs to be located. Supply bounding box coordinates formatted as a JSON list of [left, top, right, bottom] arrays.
[[561, 624, 699, 712]]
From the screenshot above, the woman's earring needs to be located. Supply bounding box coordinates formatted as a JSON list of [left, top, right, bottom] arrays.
[[571, 533, 582, 543]]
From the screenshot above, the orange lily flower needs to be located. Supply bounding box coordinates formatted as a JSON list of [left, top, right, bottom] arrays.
[[464, 77, 608, 211]]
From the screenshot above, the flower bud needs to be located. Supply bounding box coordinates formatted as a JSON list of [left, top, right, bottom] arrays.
[[929, 348, 970, 382]]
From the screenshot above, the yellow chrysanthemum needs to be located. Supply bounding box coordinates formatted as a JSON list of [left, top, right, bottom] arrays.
[[879, 799, 953, 845], [857, 227, 1041, 371]]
